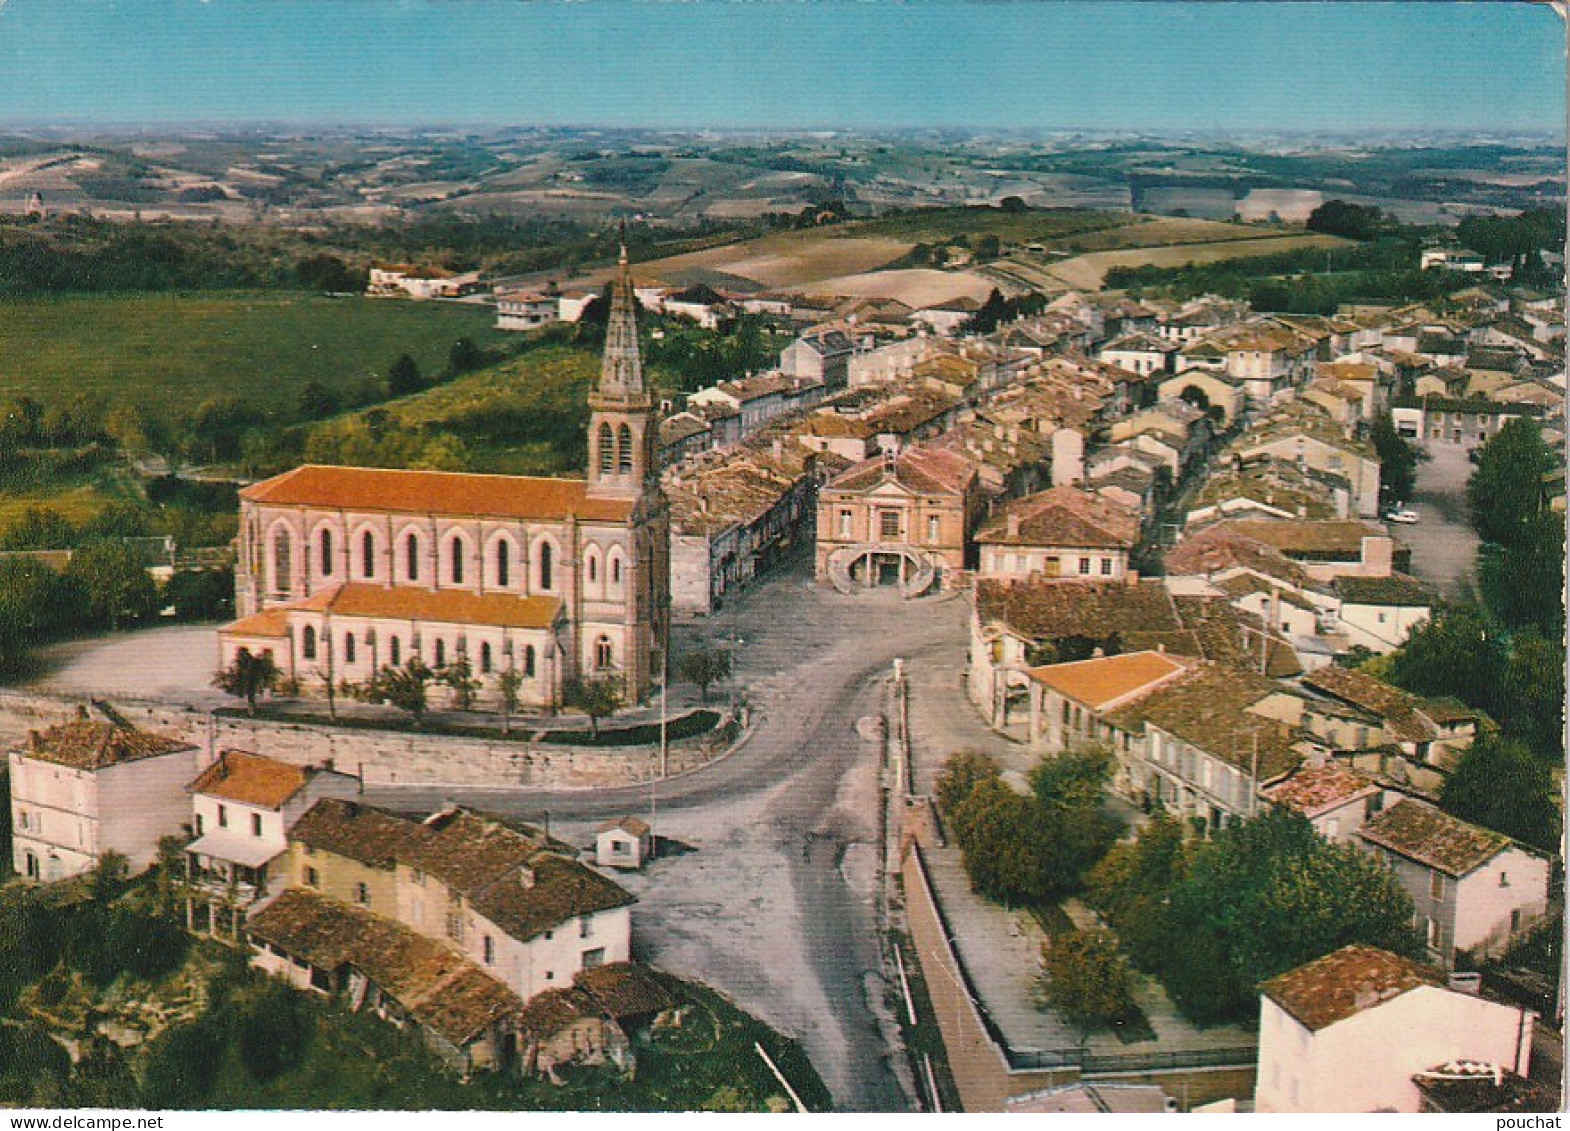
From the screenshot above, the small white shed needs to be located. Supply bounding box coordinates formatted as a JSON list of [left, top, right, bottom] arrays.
[[596, 815, 653, 870]]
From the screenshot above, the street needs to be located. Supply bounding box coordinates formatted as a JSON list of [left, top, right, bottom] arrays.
[[368, 565, 976, 1112], [1399, 443, 1482, 599]]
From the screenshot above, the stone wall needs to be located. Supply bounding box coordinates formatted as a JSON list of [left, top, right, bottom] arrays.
[[0, 689, 727, 789]]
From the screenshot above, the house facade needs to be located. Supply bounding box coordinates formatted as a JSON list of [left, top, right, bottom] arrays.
[[816, 446, 982, 594], [974, 486, 1140, 582], [1357, 799, 1551, 969], [1257, 945, 1535, 1113], [10, 719, 201, 881], [184, 749, 360, 939]]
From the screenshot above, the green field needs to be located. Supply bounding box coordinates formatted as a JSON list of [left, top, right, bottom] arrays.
[[0, 291, 507, 414]]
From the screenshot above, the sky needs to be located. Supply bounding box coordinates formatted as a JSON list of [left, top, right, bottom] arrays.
[[0, 1, 1562, 135]]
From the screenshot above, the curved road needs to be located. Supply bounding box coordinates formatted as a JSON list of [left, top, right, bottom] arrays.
[[367, 567, 970, 1112]]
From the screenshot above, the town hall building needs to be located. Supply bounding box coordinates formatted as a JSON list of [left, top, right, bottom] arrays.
[[220, 248, 669, 710]]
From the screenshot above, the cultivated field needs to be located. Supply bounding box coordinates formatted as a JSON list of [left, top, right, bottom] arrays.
[[1044, 231, 1348, 290], [0, 292, 506, 413], [805, 267, 999, 307], [631, 231, 913, 290]]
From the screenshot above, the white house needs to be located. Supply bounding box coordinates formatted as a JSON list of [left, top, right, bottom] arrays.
[[265, 800, 636, 1005], [1357, 799, 1551, 969], [10, 719, 201, 881], [1257, 944, 1535, 1113], [185, 749, 360, 938], [495, 290, 559, 332]]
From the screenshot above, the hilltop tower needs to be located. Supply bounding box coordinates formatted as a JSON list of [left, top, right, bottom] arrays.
[[588, 245, 657, 499]]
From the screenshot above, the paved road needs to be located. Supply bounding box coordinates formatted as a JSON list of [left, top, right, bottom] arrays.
[[368, 566, 970, 1112], [1400, 443, 1481, 599]]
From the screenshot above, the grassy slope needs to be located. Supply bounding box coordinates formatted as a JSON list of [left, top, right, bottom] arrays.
[[0, 291, 507, 415], [313, 344, 606, 476]]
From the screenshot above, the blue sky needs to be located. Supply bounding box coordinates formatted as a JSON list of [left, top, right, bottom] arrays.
[[0, 1, 1562, 134]]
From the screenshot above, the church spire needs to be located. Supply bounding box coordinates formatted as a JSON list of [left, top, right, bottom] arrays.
[[588, 230, 656, 499], [600, 235, 643, 396]]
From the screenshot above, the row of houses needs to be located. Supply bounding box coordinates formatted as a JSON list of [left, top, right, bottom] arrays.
[[7, 716, 662, 1077]]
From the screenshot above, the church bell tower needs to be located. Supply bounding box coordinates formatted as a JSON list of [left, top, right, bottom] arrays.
[[588, 244, 656, 498]]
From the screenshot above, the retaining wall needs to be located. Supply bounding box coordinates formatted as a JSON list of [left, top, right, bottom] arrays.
[[0, 689, 724, 788]]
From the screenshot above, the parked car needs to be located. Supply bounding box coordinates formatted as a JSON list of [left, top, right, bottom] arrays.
[[1384, 506, 1420, 524]]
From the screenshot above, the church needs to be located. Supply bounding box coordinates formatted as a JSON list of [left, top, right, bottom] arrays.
[[220, 249, 669, 711]]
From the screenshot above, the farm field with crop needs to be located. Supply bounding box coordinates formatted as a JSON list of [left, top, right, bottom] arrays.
[[0, 291, 507, 415]]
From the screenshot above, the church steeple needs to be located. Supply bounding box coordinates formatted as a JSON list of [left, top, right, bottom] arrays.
[[588, 235, 656, 499], [600, 242, 644, 397]]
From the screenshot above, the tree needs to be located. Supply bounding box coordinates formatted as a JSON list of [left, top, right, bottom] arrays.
[[440, 655, 481, 711], [497, 666, 525, 735], [140, 1020, 220, 1109], [1386, 603, 1503, 716], [1158, 811, 1419, 1022], [1479, 510, 1565, 638], [1086, 811, 1187, 972], [1440, 735, 1560, 852], [236, 981, 313, 1083], [212, 648, 279, 717], [296, 379, 340, 420], [1306, 200, 1387, 241], [998, 195, 1028, 213], [447, 336, 488, 376], [161, 567, 234, 621], [1041, 928, 1136, 1037], [935, 749, 1001, 815], [1370, 413, 1425, 504], [678, 644, 731, 703], [1467, 418, 1552, 547], [950, 776, 1053, 906], [90, 850, 129, 906], [562, 674, 623, 737], [1497, 628, 1566, 759], [386, 352, 424, 398], [1, 506, 77, 550], [362, 658, 437, 727], [65, 540, 159, 630]]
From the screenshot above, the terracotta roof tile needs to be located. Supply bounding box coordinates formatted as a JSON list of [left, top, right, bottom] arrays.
[[14, 721, 193, 771], [1262, 763, 1379, 819], [827, 445, 976, 497], [252, 584, 563, 631], [247, 888, 521, 1045], [290, 800, 635, 942], [573, 962, 674, 1019], [241, 465, 635, 524], [1300, 666, 1442, 744], [1025, 651, 1193, 710], [189, 750, 310, 809], [1358, 798, 1511, 877], [223, 607, 292, 638], [1262, 945, 1442, 1032], [1335, 573, 1435, 608], [975, 486, 1140, 550]]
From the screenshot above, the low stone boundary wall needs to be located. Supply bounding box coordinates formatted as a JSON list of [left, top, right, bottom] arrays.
[[0, 689, 730, 789]]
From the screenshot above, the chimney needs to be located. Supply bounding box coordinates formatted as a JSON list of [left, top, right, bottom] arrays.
[[772, 438, 784, 461], [1307, 744, 1329, 770], [518, 864, 536, 889], [1006, 513, 1021, 538]]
